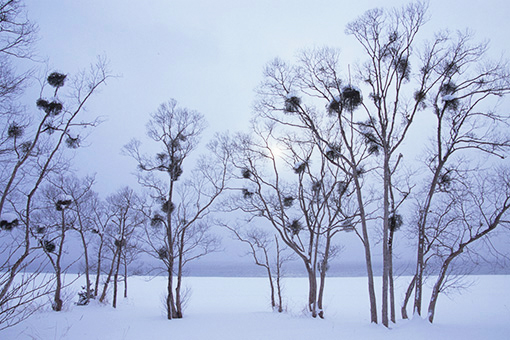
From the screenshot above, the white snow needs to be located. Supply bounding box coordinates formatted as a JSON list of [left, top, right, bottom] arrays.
[[2, 275, 509, 339]]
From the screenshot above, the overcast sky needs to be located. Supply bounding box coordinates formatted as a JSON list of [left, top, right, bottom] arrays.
[[19, 0, 510, 196], [16, 1, 510, 270]]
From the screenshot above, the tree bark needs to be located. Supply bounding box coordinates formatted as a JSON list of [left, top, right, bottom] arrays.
[[401, 274, 416, 319]]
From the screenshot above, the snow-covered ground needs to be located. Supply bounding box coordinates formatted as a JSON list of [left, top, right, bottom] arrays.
[[3, 275, 509, 339]]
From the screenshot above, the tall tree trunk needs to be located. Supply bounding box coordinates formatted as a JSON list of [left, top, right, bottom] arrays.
[[112, 245, 122, 308], [317, 231, 332, 319], [94, 238, 104, 298], [266, 266, 276, 310], [53, 267, 63, 311], [166, 265, 176, 319], [401, 275, 416, 319], [53, 210, 67, 312], [353, 175, 378, 324], [79, 231, 91, 301], [99, 247, 119, 303], [389, 229, 396, 323], [305, 262, 318, 318], [382, 156, 390, 327], [275, 236, 283, 313], [123, 256, 128, 298]]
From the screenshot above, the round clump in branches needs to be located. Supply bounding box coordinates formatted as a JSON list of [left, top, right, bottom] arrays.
[[162, 200, 175, 214], [114, 238, 126, 248], [287, 219, 303, 236], [151, 214, 165, 228], [293, 161, 308, 174], [283, 196, 294, 208], [47, 72, 67, 89], [242, 188, 254, 199], [242, 168, 252, 179], [65, 135, 80, 149], [157, 247, 169, 260], [7, 123, 23, 138], [327, 96, 342, 115], [325, 144, 341, 160], [388, 213, 403, 232], [0, 218, 19, 231], [284, 94, 301, 113], [55, 199, 72, 211], [394, 56, 411, 81], [36, 98, 64, 116], [43, 240, 56, 253], [341, 86, 363, 111]]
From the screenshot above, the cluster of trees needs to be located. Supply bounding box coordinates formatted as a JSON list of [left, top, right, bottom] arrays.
[[235, 1, 510, 326], [1, 0, 510, 330]]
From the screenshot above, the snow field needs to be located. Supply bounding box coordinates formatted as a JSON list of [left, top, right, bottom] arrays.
[[3, 275, 509, 339]]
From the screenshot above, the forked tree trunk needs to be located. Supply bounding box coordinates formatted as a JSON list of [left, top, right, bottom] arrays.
[[99, 247, 119, 303], [305, 263, 318, 318]]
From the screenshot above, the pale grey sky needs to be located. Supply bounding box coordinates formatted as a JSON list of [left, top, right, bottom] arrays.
[[17, 1, 510, 272], [20, 0, 510, 196]]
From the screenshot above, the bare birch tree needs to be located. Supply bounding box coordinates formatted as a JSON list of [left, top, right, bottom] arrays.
[[0, 60, 109, 326], [226, 225, 292, 312], [229, 124, 352, 318], [124, 99, 231, 319]]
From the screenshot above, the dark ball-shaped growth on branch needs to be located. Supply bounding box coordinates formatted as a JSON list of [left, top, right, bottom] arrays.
[[36, 98, 63, 116], [55, 199, 72, 211], [388, 213, 403, 232], [287, 219, 303, 236], [283, 196, 294, 208], [7, 123, 23, 138], [284, 95, 301, 113], [0, 219, 19, 231], [162, 200, 175, 214], [47, 72, 67, 88], [341, 86, 363, 111], [242, 168, 252, 179], [43, 240, 56, 253]]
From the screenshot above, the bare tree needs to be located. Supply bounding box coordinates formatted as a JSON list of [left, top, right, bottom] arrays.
[[401, 29, 510, 317], [124, 100, 231, 319], [255, 45, 382, 323], [98, 187, 143, 308], [33, 182, 76, 312], [89, 193, 113, 298], [0, 60, 109, 326], [425, 168, 510, 322], [47, 174, 97, 305], [229, 124, 352, 318], [226, 224, 292, 312]]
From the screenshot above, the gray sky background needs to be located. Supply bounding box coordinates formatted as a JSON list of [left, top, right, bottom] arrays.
[[17, 1, 510, 273], [21, 0, 510, 196]]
